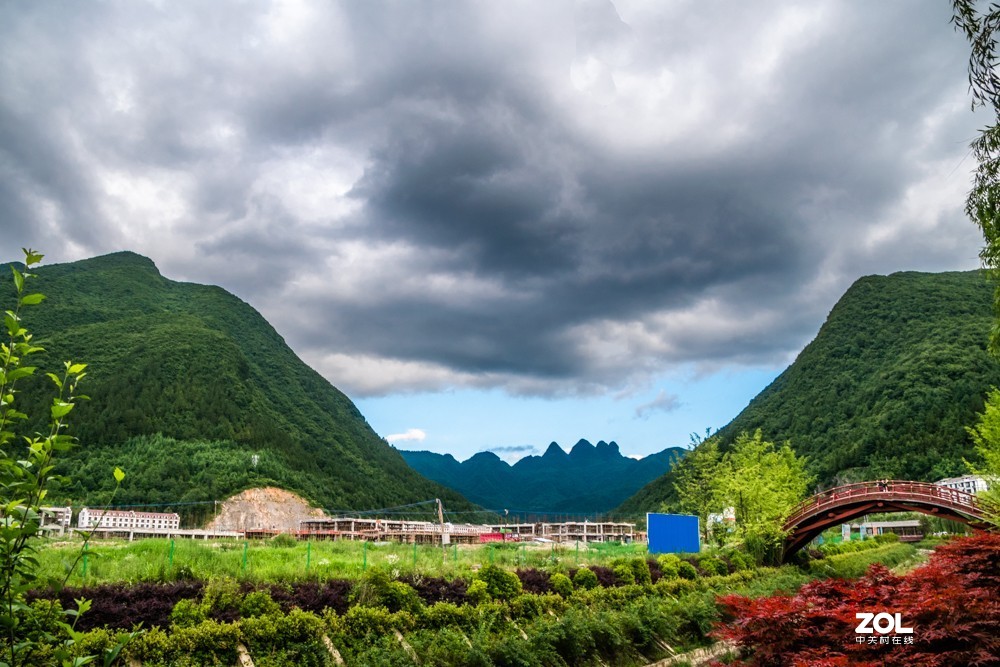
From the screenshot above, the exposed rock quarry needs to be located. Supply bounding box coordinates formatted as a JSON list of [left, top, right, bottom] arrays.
[[206, 487, 326, 532]]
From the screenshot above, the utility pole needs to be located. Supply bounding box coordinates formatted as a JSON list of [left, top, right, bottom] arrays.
[[436, 498, 448, 564]]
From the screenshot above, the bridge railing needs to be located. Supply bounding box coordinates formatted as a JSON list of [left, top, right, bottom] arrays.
[[783, 480, 985, 529]]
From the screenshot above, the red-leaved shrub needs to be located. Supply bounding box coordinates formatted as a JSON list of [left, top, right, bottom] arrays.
[[515, 568, 552, 594], [713, 533, 1000, 666]]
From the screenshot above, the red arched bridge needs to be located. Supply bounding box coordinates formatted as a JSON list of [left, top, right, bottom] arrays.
[[781, 480, 995, 562]]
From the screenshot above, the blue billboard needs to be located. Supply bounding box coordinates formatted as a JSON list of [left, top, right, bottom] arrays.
[[647, 513, 700, 554]]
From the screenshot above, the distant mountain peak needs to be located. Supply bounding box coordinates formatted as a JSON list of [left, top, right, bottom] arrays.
[[595, 440, 620, 456], [543, 442, 569, 458], [468, 450, 505, 464], [568, 439, 620, 459]]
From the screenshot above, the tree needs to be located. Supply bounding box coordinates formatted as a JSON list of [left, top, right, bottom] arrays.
[[667, 437, 722, 543], [954, 2, 1000, 353], [715, 431, 811, 564], [670, 429, 811, 563], [964, 386, 1000, 524]]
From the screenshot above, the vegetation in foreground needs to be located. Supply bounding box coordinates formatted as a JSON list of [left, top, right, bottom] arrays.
[[21, 536, 919, 666], [714, 532, 1000, 666]]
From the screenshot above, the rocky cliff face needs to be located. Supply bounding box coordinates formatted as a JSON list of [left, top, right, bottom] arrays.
[[206, 487, 326, 532]]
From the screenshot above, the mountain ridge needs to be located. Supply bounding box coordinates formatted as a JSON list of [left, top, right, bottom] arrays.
[[3, 251, 477, 521], [616, 269, 1000, 517], [401, 439, 685, 514]]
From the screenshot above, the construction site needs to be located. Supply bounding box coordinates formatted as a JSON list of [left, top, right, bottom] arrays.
[[41, 487, 639, 545], [296, 517, 636, 544]]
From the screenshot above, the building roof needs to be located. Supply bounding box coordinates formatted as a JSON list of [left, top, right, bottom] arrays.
[[863, 520, 921, 529]]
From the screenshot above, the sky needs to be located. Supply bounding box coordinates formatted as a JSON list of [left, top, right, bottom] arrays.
[[0, 0, 987, 463]]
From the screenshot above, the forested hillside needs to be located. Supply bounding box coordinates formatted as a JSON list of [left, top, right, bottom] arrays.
[[617, 270, 1000, 517], [402, 440, 685, 514], [3, 252, 475, 521]]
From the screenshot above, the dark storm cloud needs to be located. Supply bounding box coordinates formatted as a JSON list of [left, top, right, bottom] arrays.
[[0, 0, 986, 396]]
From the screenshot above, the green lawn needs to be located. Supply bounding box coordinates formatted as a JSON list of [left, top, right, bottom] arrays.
[[35, 536, 651, 585]]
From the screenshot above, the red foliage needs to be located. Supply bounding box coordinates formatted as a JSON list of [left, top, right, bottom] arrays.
[[713, 533, 1000, 667], [514, 568, 552, 594]]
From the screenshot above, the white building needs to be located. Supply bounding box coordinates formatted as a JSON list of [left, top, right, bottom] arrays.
[[935, 474, 989, 495], [77, 508, 180, 531], [40, 506, 73, 532]]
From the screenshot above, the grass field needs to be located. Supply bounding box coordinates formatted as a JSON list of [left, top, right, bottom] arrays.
[[34, 535, 651, 585]]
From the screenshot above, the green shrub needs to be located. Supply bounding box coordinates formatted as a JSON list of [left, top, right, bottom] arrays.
[[483, 628, 547, 667], [610, 557, 650, 585], [170, 598, 207, 628], [677, 561, 698, 580], [549, 573, 573, 597], [810, 543, 916, 579], [201, 577, 242, 616], [421, 602, 469, 630], [612, 563, 636, 585], [573, 567, 599, 590], [726, 550, 755, 571], [340, 633, 413, 666], [874, 532, 900, 544], [126, 626, 173, 665], [655, 578, 698, 597], [343, 605, 415, 640], [701, 570, 755, 590], [241, 608, 327, 664], [464, 601, 510, 634], [671, 590, 721, 642], [698, 556, 728, 576], [128, 620, 241, 666], [240, 590, 281, 618], [630, 559, 652, 585], [656, 554, 681, 579], [270, 533, 299, 548], [350, 567, 424, 613], [475, 564, 523, 601], [466, 579, 490, 605], [409, 628, 490, 667], [531, 608, 598, 665], [535, 592, 568, 616], [509, 593, 545, 620]]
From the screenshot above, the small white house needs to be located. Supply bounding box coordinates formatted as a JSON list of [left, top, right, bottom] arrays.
[[935, 474, 989, 495]]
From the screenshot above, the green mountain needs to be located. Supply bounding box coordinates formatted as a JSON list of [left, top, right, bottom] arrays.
[[401, 440, 685, 515], [4, 251, 475, 522], [616, 270, 1000, 517]]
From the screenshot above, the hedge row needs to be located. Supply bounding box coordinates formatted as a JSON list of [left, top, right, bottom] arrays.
[[27, 582, 723, 666], [29, 556, 741, 632]]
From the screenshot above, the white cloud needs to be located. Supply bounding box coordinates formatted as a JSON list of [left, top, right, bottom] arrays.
[[385, 428, 427, 443], [634, 389, 681, 420]]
